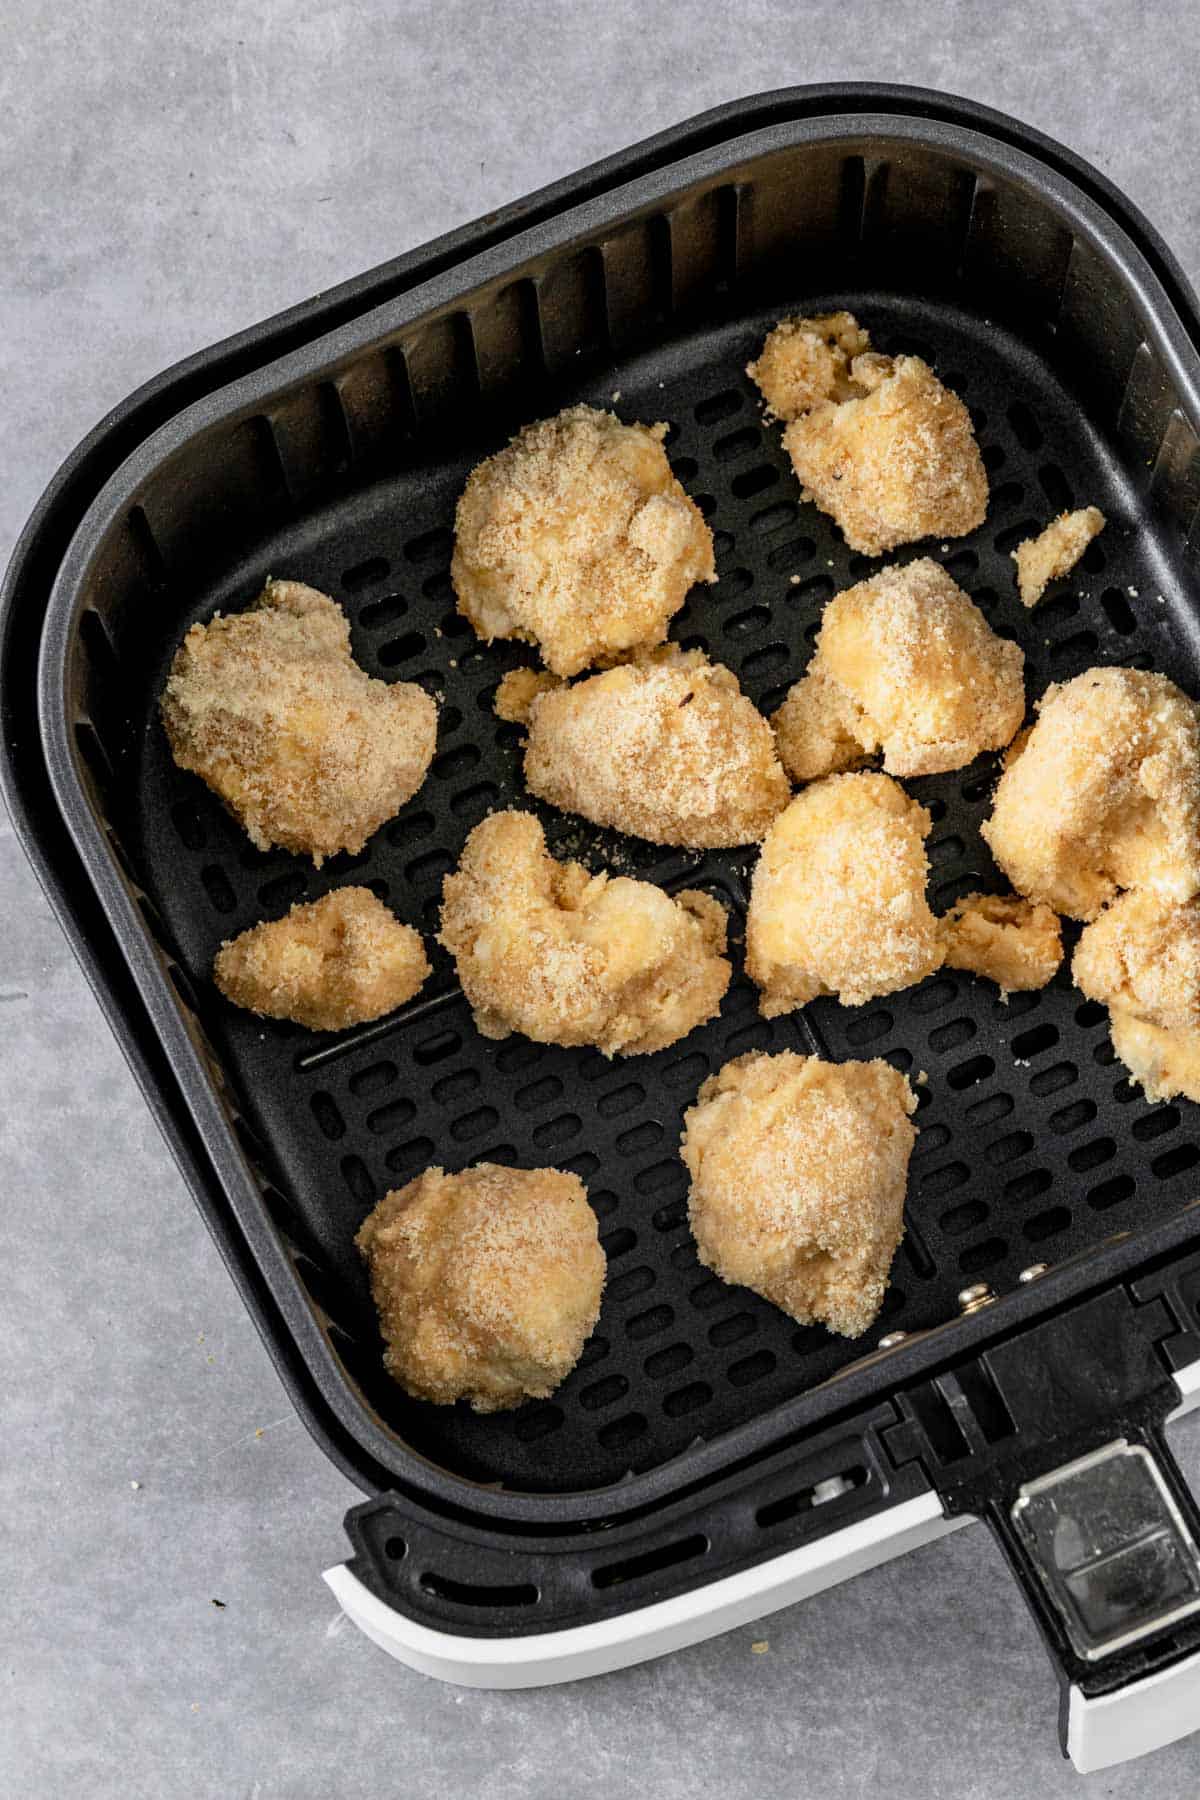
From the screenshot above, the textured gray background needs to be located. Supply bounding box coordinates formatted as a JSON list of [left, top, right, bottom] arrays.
[[4, 2, 1200, 1794]]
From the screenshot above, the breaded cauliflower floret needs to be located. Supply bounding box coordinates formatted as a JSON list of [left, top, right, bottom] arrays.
[[1108, 1013, 1200, 1105], [942, 892, 1063, 996], [439, 810, 730, 1055], [357, 1163, 605, 1411], [774, 559, 1024, 782], [745, 312, 870, 422], [1013, 507, 1106, 608], [746, 772, 944, 1014], [161, 579, 437, 864], [783, 352, 988, 555], [451, 405, 715, 677], [524, 648, 790, 848], [681, 1050, 916, 1337], [981, 668, 1200, 920], [1074, 889, 1200, 1034], [214, 887, 430, 1031], [747, 313, 987, 555]]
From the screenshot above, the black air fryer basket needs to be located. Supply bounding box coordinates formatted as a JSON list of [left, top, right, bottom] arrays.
[[9, 87, 1200, 1768]]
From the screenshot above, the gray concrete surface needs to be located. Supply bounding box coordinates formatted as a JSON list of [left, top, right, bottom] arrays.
[[4, 3, 1200, 1793]]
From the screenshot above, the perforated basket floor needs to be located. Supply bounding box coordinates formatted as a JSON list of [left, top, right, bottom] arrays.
[[130, 292, 1200, 1494]]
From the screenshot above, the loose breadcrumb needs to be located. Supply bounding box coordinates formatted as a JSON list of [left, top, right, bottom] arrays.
[[747, 314, 987, 555], [439, 810, 730, 1055], [357, 1163, 605, 1411], [942, 892, 1062, 995], [774, 559, 1024, 782], [681, 1050, 916, 1337], [1074, 889, 1200, 1034], [746, 312, 870, 422], [214, 887, 430, 1030], [493, 667, 561, 724], [746, 772, 944, 1013], [161, 579, 437, 864], [524, 647, 790, 847], [1013, 507, 1106, 608], [981, 667, 1200, 920], [451, 405, 716, 677]]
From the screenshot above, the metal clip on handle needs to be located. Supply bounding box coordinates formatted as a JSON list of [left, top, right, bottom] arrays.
[[908, 1286, 1200, 1771]]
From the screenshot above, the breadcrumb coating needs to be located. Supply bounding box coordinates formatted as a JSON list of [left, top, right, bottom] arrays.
[[746, 772, 943, 1013], [524, 648, 790, 847], [357, 1163, 605, 1411], [451, 405, 716, 677], [1074, 889, 1200, 1034], [681, 1050, 916, 1337], [775, 559, 1025, 782], [214, 887, 430, 1031], [942, 892, 1063, 996], [493, 666, 561, 724], [439, 810, 730, 1056], [1108, 1012, 1200, 1105], [161, 579, 437, 864], [981, 667, 1200, 920], [1013, 507, 1105, 608], [745, 312, 869, 422], [772, 655, 871, 784]]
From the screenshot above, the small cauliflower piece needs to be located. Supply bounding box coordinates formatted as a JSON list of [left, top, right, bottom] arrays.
[[357, 1163, 605, 1411], [749, 313, 989, 556], [776, 559, 1024, 781], [1108, 1013, 1200, 1105], [681, 1050, 916, 1337], [745, 312, 870, 421], [746, 772, 944, 1014], [981, 667, 1200, 920], [1074, 889, 1200, 1034], [451, 405, 715, 677], [942, 892, 1063, 995], [524, 648, 790, 848], [439, 810, 730, 1055], [161, 579, 437, 864], [214, 888, 430, 1031], [1013, 507, 1106, 608], [493, 667, 561, 725], [771, 656, 871, 784]]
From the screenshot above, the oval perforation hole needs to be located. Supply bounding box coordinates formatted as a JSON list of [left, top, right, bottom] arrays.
[[418, 1571, 538, 1608], [959, 1237, 1006, 1274], [626, 1303, 674, 1341], [349, 1060, 396, 1097], [644, 1342, 693, 1380], [201, 865, 237, 914], [341, 555, 390, 591], [359, 592, 407, 629], [694, 390, 742, 425]]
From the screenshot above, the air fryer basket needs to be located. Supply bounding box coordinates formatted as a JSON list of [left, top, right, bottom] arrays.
[[18, 90, 1200, 1757]]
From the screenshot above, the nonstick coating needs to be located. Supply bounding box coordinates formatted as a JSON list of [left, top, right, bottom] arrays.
[[129, 291, 1200, 1494]]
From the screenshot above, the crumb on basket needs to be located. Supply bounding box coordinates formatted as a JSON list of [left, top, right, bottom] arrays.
[[1012, 507, 1105, 608], [751, 1640, 770, 1655]]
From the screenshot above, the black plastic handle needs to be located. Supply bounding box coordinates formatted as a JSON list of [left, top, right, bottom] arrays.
[[885, 1285, 1200, 1763]]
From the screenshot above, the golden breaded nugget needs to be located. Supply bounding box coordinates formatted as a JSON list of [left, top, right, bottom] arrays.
[[1074, 889, 1200, 1034], [776, 559, 1024, 781], [942, 892, 1062, 995], [681, 1050, 916, 1337], [452, 405, 715, 677], [524, 648, 790, 847], [783, 353, 988, 555], [161, 579, 437, 864], [214, 887, 429, 1031], [1108, 1012, 1200, 1105], [1013, 507, 1105, 608], [357, 1163, 605, 1411], [982, 668, 1200, 920], [746, 772, 943, 1013], [439, 811, 730, 1056]]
